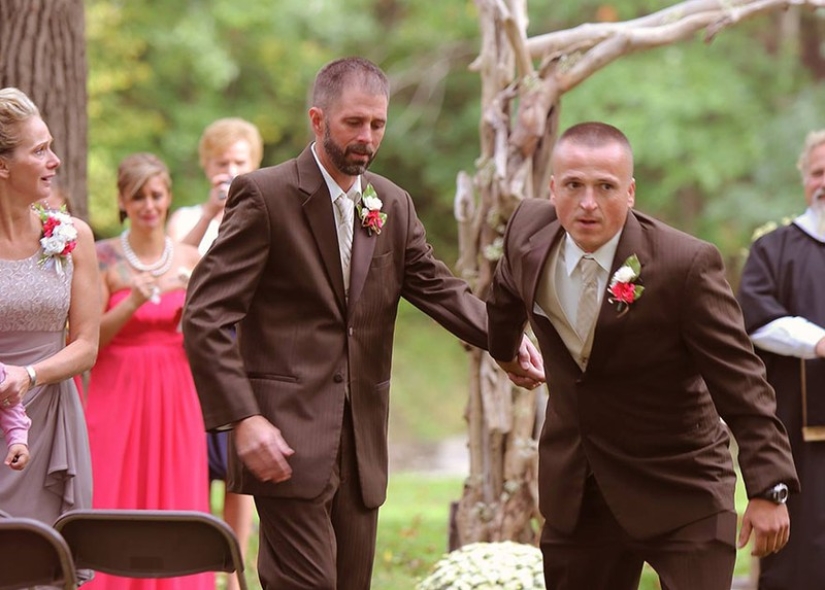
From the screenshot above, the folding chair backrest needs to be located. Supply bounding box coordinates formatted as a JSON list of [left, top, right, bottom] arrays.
[[54, 509, 247, 590], [0, 516, 77, 590]]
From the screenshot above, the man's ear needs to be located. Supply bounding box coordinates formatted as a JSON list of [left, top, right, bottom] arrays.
[[0, 156, 9, 179], [627, 177, 636, 208], [308, 106, 324, 137]]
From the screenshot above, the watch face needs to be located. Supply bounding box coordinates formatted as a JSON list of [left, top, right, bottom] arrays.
[[767, 483, 789, 504]]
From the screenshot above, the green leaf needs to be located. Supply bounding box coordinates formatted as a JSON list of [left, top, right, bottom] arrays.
[[625, 254, 641, 276]]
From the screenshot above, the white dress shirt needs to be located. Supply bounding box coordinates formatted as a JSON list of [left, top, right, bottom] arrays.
[[555, 231, 621, 326]]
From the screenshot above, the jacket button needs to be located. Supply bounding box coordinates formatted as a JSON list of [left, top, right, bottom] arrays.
[[334, 374, 344, 383]]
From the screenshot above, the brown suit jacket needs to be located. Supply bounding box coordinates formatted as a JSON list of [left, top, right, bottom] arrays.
[[487, 198, 798, 539], [182, 146, 487, 508]]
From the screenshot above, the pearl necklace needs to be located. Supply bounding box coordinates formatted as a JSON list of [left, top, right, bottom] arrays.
[[120, 230, 174, 277]]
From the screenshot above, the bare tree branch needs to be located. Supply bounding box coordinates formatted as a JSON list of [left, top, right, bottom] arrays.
[[527, 0, 823, 58]]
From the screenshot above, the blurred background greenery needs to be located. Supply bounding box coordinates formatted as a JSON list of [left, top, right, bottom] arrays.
[[79, 1, 817, 586], [84, 0, 825, 273]]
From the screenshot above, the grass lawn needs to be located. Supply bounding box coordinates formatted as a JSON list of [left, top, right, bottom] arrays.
[[217, 469, 754, 590], [211, 301, 758, 589], [377, 471, 755, 590]]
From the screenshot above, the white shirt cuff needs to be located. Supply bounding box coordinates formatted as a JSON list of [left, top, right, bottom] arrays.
[[750, 316, 825, 359]]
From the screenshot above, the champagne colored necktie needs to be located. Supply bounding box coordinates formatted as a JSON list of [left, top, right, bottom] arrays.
[[334, 193, 355, 295], [576, 257, 600, 340]]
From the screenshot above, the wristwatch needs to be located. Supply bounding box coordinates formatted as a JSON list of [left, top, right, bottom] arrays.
[[758, 482, 789, 504]]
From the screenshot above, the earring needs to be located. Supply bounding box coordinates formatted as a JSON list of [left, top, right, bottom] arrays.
[[118, 209, 127, 224]]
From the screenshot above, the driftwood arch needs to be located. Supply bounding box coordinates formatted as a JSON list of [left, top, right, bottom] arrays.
[[454, 0, 825, 548]]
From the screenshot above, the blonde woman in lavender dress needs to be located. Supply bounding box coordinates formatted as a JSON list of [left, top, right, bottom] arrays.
[[0, 88, 100, 527]]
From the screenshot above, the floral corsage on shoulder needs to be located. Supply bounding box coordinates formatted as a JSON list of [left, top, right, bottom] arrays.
[[356, 184, 387, 236], [33, 203, 77, 276], [607, 254, 644, 316]]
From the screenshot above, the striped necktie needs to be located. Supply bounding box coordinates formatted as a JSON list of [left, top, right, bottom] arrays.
[[576, 256, 600, 340], [334, 193, 355, 295]]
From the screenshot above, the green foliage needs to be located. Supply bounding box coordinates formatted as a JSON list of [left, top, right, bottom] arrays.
[[84, 0, 485, 263], [389, 300, 470, 444], [84, 0, 825, 269]]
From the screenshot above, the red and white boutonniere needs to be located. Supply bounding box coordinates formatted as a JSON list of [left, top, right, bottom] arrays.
[[33, 203, 77, 276], [607, 254, 644, 315], [356, 184, 387, 236]]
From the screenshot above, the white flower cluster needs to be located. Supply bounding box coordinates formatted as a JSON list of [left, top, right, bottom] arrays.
[[417, 541, 545, 590], [610, 264, 636, 285], [361, 193, 383, 212], [40, 211, 77, 256]]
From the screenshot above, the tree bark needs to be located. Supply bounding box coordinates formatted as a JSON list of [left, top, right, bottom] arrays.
[[0, 0, 88, 219], [452, 0, 543, 549]]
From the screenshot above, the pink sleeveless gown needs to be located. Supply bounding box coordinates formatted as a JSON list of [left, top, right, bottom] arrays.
[[84, 289, 211, 590]]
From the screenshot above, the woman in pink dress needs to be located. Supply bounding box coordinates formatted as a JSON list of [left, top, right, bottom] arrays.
[[84, 153, 210, 590]]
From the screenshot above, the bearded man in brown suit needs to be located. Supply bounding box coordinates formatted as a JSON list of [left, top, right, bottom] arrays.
[[487, 122, 798, 590], [182, 57, 543, 590]]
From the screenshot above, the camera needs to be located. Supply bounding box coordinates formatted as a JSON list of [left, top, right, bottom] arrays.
[[218, 175, 237, 200]]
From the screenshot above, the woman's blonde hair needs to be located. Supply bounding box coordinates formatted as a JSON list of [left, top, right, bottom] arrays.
[[198, 117, 263, 170], [0, 87, 40, 156]]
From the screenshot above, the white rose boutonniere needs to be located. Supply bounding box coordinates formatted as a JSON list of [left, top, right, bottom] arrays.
[[356, 184, 387, 236]]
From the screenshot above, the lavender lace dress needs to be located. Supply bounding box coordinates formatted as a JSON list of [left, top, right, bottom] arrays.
[[0, 251, 92, 523]]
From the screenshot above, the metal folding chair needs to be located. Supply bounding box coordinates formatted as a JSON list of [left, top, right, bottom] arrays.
[[54, 509, 247, 590], [0, 515, 77, 590]]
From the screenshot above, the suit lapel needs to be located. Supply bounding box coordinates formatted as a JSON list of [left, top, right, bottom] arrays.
[[523, 221, 564, 316], [298, 149, 347, 314], [588, 211, 646, 367], [347, 206, 376, 313]]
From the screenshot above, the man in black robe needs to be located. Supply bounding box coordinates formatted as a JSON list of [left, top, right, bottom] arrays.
[[738, 129, 825, 590]]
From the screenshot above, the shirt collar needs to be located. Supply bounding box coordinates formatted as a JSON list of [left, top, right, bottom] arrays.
[[794, 207, 825, 243], [311, 142, 362, 204], [563, 230, 623, 277]]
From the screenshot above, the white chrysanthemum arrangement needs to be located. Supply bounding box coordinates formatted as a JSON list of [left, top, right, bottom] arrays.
[[417, 541, 545, 590]]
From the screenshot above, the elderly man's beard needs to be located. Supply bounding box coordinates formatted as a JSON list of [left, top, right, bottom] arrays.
[[813, 188, 825, 238], [323, 126, 376, 177]]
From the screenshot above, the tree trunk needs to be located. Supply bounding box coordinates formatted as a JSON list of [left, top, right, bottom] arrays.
[[0, 0, 88, 220], [452, 0, 545, 548]]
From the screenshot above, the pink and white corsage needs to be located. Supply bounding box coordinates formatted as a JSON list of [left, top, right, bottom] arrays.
[[607, 254, 644, 315], [34, 203, 77, 276]]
